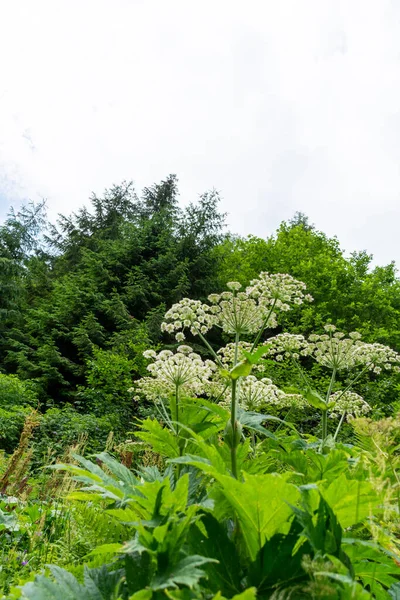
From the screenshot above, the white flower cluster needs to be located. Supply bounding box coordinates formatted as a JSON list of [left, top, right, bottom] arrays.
[[161, 298, 217, 341], [218, 375, 308, 411], [352, 342, 400, 374], [237, 375, 287, 410], [135, 346, 216, 401], [217, 375, 292, 410], [266, 333, 311, 361], [246, 272, 313, 311], [329, 391, 371, 420], [308, 324, 400, 373], [308, 326, 363, 370], [208, 288, 276, 335], [161, 273, 312, 340]]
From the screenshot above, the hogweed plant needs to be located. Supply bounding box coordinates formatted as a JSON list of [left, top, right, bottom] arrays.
[[135, 274, 313, 478], [134, 272, 400, 477], [268, 324, 400, 447]]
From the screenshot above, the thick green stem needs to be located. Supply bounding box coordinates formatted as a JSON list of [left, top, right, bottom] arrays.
[[175, 384, 182, 479], [321, 410, 328, 448], [321, 367, 336, 447], [175, 384, 180, 437], [234, 331, 240, 366], [231, 378, 238, 478], [251, 298, 277, 352]]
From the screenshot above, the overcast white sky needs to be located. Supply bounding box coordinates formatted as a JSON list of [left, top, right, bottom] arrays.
[[1, 0, 400, 267]]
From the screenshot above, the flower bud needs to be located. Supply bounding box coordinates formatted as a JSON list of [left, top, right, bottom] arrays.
[[224, 419, 242, 449]]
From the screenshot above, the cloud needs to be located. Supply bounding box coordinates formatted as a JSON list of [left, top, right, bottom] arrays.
[[0, 0, 400, 266]]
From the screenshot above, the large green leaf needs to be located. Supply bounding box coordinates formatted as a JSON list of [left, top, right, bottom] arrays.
[[188, 513, 242, 596], [21, 565, 123, 600], [304, 387, 327, 411], [212, 473, 300, 562], [151, 555, 217, 591], [320, 474, 379, 528], [247, 519, 310, 594], [345, 542, 400, 598], [136, 418, 180, 458], [291, 493, 345, 561]]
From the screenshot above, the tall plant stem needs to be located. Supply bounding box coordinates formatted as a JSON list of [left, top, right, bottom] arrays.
[[251, 298, 277, 352], [175, 384, 182, 479], [175, 384, 180, 437], [321, 367, 337, 447], [230, 331, 240, 478], [231, 378, 238, 479], [234, 332, 240, 367]]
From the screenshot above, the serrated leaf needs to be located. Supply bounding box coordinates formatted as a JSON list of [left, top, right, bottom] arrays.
[[151, 555, 217, 591], [136, 418, 180, 458], [21, 565, 123, 600], [241, 346, 270, 364], [213, 472, 300, 562]]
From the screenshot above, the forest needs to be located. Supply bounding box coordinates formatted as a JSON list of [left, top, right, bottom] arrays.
[[1, 175, 400, 598]]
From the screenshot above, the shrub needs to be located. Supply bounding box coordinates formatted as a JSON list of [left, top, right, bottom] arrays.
[[0, 374, 38, 408], [32, 407, 117, 465]]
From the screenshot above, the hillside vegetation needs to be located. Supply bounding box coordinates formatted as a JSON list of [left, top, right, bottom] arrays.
[[1, 177, 400, 598]]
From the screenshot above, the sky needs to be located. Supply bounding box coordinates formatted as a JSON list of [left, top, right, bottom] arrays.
[[1, 0, 400, 267]]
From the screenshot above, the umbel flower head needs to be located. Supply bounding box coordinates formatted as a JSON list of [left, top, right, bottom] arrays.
[[218, 375, 308, 411], [161, 299, 217, 341], [217, 375, 283, 410], [308, 325, 363, 370], [161, 273, 312, 340], [134, 346, 216, 401], [352, 342, 400, 374], [208, 284, 277, 335], [308, 324, 400, 373], [329, 391, 371, 421], [246, 273, 313, 311], [267, 333, 311, 361]]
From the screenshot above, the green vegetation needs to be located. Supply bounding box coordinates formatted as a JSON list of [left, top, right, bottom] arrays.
[[1, 178, 400, 597]]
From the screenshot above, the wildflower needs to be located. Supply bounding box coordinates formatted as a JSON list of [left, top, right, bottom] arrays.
[[353, 342, 400, 373], [226, 281, 242, 291], [329, 391, 371, 420], [267, 333, 311, 361], [246, 272, 313, 311], [161, 298, 217, 339], [208, 290, 276, 335], [308, 327, 363, 370], [135, 348, 216, 401], [309, 326, 400, 373], [238, 376, 289, 410]]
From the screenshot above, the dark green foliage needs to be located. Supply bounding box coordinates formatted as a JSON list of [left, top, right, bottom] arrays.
[[32, 407, 117, 464], [0, 405, 31, 453], [2, 177, 225, 410]]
